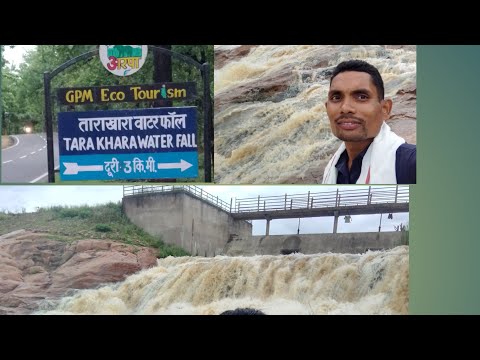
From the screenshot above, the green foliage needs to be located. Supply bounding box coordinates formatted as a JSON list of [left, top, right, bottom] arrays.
[[144, 235, 187, 257], [95, 224, 112, 232], [2, 67, 22, 134], [51, 205, 93, 219], [159, 246, 190, 258]]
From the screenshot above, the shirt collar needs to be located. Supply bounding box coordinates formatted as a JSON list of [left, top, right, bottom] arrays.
[[335, 144, 370, 171]]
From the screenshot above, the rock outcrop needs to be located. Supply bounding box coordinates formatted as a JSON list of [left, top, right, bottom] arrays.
[[0, 230, 157, 314], [388, 83, 417, 144]]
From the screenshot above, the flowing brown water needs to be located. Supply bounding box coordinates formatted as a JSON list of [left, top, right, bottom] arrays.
[[38, 245, 408, 314]]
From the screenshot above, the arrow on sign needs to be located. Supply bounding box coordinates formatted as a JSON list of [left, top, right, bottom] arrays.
[[157, 159, 193, 172], [63, 162, 104, 175]]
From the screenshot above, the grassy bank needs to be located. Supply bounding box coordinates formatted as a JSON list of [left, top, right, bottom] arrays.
[[2, 135, 12, 149], [0, 202, 189, 258]]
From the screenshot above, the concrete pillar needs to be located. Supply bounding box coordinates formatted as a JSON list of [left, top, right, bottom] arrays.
[[333, 211, 339, 234], [266, 218, 271, 236]]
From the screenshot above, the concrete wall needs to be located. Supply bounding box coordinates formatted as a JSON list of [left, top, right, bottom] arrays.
[[223, 232, 406, 256], [122, 191, 252, 256]]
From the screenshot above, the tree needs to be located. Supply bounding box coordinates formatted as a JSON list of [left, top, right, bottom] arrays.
[[1, 46, 23, 134], [8, 45, 213, 132]]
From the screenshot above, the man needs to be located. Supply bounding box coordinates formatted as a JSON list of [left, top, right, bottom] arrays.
[[322, 60, 416, 184]]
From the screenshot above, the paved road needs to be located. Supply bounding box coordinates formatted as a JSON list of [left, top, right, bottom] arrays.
[[1, 133, 59, 183]]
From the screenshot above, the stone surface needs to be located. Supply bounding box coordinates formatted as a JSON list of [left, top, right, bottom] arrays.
[[0, 230, 158, 314]]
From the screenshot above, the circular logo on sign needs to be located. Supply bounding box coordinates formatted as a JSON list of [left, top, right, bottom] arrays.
[[99, 45, 148, 76]]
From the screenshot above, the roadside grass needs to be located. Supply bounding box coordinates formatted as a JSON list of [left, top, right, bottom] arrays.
[[0, 202, 189, 258], [2, 135, 13, 149]]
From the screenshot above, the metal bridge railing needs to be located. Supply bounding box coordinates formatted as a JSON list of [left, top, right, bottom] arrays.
[[233, 185, 409, 213], [123, 185, 231, 213], [123, 185, 409, 215]]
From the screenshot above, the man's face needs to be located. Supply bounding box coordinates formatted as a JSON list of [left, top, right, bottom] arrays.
[[325, 71, 391, 143]]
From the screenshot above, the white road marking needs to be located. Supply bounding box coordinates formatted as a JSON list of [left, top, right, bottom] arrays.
[[20, 155, 27, 159], [2, 135, 20, 150], [30, 151, 36, 155], [30, 165, 60, 183], [2, 160, 13, 164]]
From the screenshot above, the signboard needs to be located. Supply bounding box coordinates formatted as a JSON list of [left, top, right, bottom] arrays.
[[56, 82, 196, 105], [58, 107, 198, 180], [99, 45, 148, 76]]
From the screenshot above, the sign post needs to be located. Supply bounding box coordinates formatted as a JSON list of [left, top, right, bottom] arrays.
[[58, 107, 198, 181]]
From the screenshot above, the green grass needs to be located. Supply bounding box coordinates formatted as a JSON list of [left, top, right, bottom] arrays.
[[95, 224, 112, 232], [0, 202, 189, 258]]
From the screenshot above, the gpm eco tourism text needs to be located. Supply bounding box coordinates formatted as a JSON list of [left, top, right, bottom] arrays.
[[57, 82, 197, 105]]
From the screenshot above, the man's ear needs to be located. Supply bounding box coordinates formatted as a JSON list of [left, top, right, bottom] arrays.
[[382, 98, 393, 120]]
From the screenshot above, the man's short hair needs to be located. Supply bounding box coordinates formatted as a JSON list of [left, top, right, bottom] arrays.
[[330, 60, 385, 100], [220, 308, 266, 315]]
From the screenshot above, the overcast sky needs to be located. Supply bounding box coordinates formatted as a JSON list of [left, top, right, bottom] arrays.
[[0, 185, 409, 235], [3, 45, 37, 69]]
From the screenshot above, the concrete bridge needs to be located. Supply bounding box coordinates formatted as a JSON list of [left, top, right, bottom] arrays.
[[122, 185, 409, 256]]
